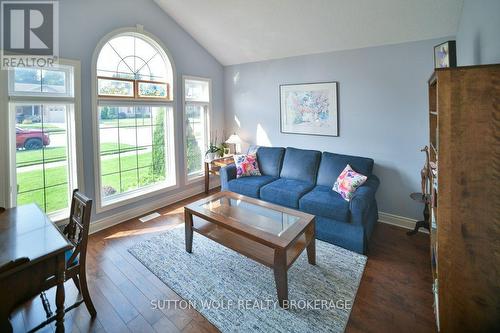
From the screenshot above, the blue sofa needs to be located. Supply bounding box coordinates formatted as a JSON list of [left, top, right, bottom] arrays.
[[220, 146, 380, 254]]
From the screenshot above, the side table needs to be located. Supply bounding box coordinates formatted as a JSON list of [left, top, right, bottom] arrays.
[[407, 192, 431, 235], [204, 155, 235, 194]]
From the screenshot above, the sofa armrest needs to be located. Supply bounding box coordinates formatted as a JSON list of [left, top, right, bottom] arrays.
[[349, 175, 380, 225], [220, 164, 237, 190]]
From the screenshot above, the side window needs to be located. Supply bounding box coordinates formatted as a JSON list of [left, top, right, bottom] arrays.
[[8, 64, 80, 219], [184, 77, 211, 180]]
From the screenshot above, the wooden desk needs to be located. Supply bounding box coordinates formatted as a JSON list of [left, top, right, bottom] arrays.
[[0, 204, 71, 333], [204, 155, 235, 194]]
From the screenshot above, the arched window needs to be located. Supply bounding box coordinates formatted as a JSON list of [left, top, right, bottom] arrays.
[[94, 30, 176, 211]]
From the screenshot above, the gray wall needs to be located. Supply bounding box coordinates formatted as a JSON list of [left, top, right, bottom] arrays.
[[225, 38, 450, 219], [456, 0, 500, 66], [59, 0, 224, 220]]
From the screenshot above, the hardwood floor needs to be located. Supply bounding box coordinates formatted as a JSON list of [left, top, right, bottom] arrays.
[[12, 191, 435, 333]]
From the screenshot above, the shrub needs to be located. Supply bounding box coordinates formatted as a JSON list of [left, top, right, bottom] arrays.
[[151, 111, 165, 179], [186, 122, 202, 174]]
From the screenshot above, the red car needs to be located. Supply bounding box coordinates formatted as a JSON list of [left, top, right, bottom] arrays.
[[16, 127, 50, 150]]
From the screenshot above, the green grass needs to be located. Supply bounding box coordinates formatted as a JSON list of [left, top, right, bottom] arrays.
[[16, 150, 163, 213], [16, 143, 141, 167], [100, 117, 152, 127], [18, 123, 65, 133]]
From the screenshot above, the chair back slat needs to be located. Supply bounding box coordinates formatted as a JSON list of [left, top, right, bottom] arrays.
[[63, 189, 92, 268]]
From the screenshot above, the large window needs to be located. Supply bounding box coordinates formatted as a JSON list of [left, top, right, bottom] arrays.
[[94, 31, 175, 210], [184, 77, 211, 180], [6, 62, 81, 220]]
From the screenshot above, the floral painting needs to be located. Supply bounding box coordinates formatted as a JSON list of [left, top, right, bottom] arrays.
[[98, 78, 134, 97], [280, 82, 338, 136], [138, 81, 169, 99]]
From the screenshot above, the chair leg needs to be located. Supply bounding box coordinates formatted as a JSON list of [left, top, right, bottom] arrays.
[[72, 276, 81, 292], [78, 273, 96, 317]]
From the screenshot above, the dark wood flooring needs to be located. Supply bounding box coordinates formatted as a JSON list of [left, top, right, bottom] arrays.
[[12, 191, 436, 333]]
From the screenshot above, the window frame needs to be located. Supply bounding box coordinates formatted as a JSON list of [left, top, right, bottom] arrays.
[[8, 66, 75, 99], [0, 59, 84, 221], [182, 75, 212, 183], [92, 26, 178, 213]]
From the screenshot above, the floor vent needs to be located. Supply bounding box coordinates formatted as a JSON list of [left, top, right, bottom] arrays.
[[139, 212, 161, 223]]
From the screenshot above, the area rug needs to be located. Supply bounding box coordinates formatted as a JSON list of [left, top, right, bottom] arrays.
[[128, 226, 367, 333]]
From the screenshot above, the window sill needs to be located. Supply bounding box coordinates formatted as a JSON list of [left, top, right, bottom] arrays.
[[49, 209, 70, 224], [186, 172, 204, 184], [96, 181, 178, 214]]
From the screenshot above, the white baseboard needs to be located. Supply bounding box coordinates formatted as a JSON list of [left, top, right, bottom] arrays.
[[90, 184, 426, 236], [378, 211, 428, 233], [89, 180, 219, 235]]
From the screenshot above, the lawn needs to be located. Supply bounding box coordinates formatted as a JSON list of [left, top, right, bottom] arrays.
[[16, 143, 141, 167], [100, 117, 152, 127], [17, 150, 162, 213], [18, 123, 65, 133]]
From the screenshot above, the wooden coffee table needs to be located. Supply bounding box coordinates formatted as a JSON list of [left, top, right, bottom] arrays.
[[184, 191, 316, 307]]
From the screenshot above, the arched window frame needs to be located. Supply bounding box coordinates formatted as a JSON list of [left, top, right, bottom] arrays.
[[91, 26, 177, 212]]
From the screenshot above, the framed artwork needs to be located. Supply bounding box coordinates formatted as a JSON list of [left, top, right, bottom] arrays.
[[434, 40, 456, 68], [280, 82, 338, 137], [97, 77, 134, 98], [137, 80, 169, 99]]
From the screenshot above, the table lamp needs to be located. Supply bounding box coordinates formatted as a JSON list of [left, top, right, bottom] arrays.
[[225, 133, 242, 154]]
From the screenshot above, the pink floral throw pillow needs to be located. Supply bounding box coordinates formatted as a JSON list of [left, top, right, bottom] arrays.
[[333, 164, 368, 201], [234, 154, 261, 178]]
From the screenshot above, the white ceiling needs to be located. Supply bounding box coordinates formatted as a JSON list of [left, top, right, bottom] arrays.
[[155, 0, 463, 66]]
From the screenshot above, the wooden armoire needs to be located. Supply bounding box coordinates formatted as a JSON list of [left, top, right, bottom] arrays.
[[428, 64, 500, 332]]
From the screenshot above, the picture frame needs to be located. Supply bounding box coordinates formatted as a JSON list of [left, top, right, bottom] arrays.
[[434, 40, 456, 69], [280, 82, 338, 137], [136, 80, 170, 100]]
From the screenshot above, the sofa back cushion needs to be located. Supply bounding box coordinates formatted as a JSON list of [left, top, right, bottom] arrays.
[[280, 147, 321, 184], [317, 152, 374, 187], [256, 147, 285, 177]]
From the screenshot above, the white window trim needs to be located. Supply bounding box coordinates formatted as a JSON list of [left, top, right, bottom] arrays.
[[91, 26, 178, 213], [0, 58, 84, 222], [182, 75, 212, 184]]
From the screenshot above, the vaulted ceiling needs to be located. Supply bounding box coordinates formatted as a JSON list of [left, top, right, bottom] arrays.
[[155, 0, 464, 66]]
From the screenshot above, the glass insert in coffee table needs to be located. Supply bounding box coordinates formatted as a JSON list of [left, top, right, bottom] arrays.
[[200, 195, 301, 237]]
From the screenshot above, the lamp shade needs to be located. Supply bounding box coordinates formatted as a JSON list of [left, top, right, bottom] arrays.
[[225, 134, 242, 144]]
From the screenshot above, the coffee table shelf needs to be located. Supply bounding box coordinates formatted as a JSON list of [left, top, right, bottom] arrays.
[[193, 218, 308, 268]]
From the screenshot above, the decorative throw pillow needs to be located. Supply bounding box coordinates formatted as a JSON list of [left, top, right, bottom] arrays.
[[333, 164, 368, 201], [234, 154, 261, 178]]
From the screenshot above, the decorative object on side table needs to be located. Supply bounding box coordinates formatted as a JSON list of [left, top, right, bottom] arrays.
[[433, 40, 456, 69], [225, 133, 242, 154], [205, 130, 224, 162], [205, 144, 221, 162], [280, 82, 338, 136]]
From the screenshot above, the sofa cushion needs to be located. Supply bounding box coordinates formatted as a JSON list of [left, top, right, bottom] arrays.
[[299, 185, 350, 222], [260, 178, 314, 208], [332, 164, 368, 201], [234, 154, 261, 178], [317, 152, 374, 187], [256, 147, 285, 177], [228, 175, 277, 198], [279, 147, 321, 185]]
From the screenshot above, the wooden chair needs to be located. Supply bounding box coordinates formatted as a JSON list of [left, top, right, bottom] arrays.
[[37, 190, 96, 330]]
